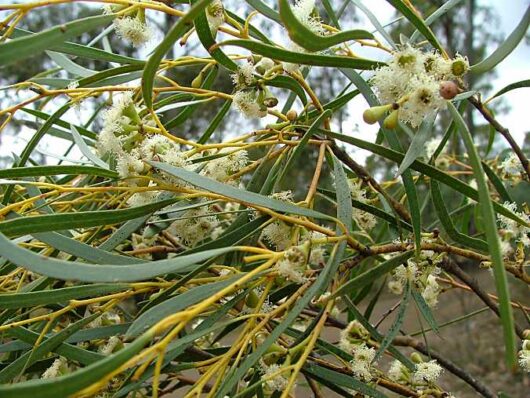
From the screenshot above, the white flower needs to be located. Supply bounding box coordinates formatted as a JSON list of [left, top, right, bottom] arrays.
[[116, 150, 144, 179], [413, 360, 443, 384], [291, 0, 325, 35], [388, 360, 409, 382], [421, 274, 441, 307], [350, 344, 376, 381], [388, 261, 418, 294], [200, 148, 248, 183], [42, 357, 68, 379], [498, 202, 530, 247], [500, 153, 523, 176], [518, 341, 530, 372], [127, 191, 159, 207], [425, 137, 442, 159], [231, 61, 254, 88], [276, 245, 308, 284], [339, 320, 369, 353], [99, 336, 121, 355], [399, 77, 446, 128], [262, 221, 292, 250], [169, 205, 219, 247], [67, 80, 79, 90], [369, 46, 467, 128], [262, 364, 289, 391], [233, 90, 267, 118], [114, 16, 152, 47], [255, 57, 275, 73]]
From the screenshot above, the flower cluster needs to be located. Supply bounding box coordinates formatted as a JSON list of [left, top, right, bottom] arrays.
[[261, 363, 289, 392], [412, 359, 443, 384], [168, 204, 219, 247], [388, 250, 444, 307], [200, 148, 248, 185], [518, 337, 530, 372], [114, 16, 152, 47], [348, 179, 377, 231], [41, 357, 69, 379], [498, 202, 530, 248], [365, 45, 469, 128], [276, 243, 309, 284], [499, 152, 524, 177]]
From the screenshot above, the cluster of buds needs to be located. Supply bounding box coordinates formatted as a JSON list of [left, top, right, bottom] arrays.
[[364, 45, 468, 128], [276, 242, 310, 284], [388, 249, 445, 308]]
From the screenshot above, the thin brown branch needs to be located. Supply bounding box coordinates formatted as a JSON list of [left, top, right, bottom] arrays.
[[441, 258, 524, 338], [468, 96, 530, 180]]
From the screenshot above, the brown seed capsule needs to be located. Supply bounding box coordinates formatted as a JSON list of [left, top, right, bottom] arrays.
[[439, 81, 459, 100], [286, 109, 298, 121]]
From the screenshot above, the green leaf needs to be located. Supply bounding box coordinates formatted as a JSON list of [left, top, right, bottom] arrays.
[[430, 180, 488, 252], [411, 288, 439, 334], [331, 251, 414, 299], [0, 284, 129, 309], [0, 315, 99, 383], [10, 27, 143, 65], [245, 0, 281, 23], [488, 79, 530, 101], [0, 199, 175, 236], [214, 242, 346, 397], [127, 275, 243, 336], [396, 113, 436, 176], [350, 0, 396, 47], [197, 100, 232, 144], [303, 362, 388, 398], [0, 15, 115, 67], [0, 330, 154, 398], [279, 0, 373, 52], [374, 283, 410, 362], [70, 126, 108, 169], [142, 0, 213, 108], [217, 39, 383, 70], [0, 233, 233, 282], [471, 6, 530, 74], [46, 51, 95, 77], [385, 0, 445, 53], [0, 165, 116, 179], [149, 161, 332, 221], [193, 5, 238, 71], [409, 0, 465, 43], [320, 129, 529, 227], [448, 103, 516, 368]]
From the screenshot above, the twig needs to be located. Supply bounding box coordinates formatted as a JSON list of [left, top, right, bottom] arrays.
[[441, 258, 524, 338], [468, 96, 530, 180]]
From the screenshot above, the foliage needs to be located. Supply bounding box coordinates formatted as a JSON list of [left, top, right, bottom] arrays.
[[0, 1, 529, 397]]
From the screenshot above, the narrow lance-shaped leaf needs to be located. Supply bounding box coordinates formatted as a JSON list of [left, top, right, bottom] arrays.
[[0, 14, 115, 67], [142, 0, 213, 108], [448, 102, 516, 368], [0, 232, 233, 282], [279, 0, 374, 52]]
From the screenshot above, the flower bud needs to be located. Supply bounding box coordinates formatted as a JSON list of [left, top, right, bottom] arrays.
[[439, 81, 459, 100], [383, 109, 399, 129], [451, 58, 468, 77], [286, 109, 298, 121], [362, 104, 392, 124], [245, 289, 260, 308], [410, 352, 423, 364], [191, 73, 203, 88], [263, 96, 278, 108]]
